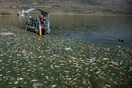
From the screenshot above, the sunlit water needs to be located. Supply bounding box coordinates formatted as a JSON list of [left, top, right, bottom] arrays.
[[0, 14, 132, 88]]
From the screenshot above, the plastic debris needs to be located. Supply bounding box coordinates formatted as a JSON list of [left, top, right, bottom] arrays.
[[68, 60, 72, 63], [98, 75, 106, 79], [32, 83, 43, 87], [45, 76, 49, 80], [17, 77, 23, 80], [87, 59, 96, 62], [119, 62, 123, 65]]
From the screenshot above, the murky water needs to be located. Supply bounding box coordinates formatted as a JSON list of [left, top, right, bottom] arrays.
[[0, 14, 132, 88], [0, 14, 132, 45]]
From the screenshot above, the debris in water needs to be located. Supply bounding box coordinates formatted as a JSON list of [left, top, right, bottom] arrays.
[[0, 32, 15, 36], [31, 79, 37, 82], [51, 85, 57, 88], [105, 84, 111, 87], [17, 77, 23, 81], [65, 47, 72, 51], [69, 60, 72, 63], [0, 60, 2, 62], [32, 83, 43, 87], [14, 81, 18, 84], [45, 76, 49, 80], [103, 58, 109, 60]]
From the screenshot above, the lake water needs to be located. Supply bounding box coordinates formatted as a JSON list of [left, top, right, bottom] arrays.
[[0, 14, 132, 45], [0, 14, 132, 88]]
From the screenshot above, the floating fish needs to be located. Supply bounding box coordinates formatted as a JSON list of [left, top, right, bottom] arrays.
[[32, 83, 43, 87], [31, 79, 37, 82]]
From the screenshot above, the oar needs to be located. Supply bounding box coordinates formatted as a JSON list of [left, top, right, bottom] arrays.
[[39, 21, 42, 36]]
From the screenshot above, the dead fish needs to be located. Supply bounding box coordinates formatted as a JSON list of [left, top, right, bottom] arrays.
[[0, 32, 15, 36], [51, 85, 57, 88], [14, 81, 18, 84], [31, 79, 37, 82]]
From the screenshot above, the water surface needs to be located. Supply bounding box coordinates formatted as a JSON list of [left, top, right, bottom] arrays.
[[0, 14, 132, 45], [0, 14, 132, 88]]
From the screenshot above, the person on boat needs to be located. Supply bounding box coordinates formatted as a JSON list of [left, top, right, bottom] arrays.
[[39, 15, 47, 25], [36, 15, 47, 29], [28, 16, 34, 26]]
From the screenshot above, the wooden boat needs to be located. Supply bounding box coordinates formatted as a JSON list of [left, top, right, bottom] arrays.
[[22, 8, 51, 35], [26, 19, 50, 35]]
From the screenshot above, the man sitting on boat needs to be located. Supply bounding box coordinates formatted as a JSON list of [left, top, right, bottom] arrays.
[[24, 8, 50, 35], [39, 15, 46, 24], [36, 15, 48, 30], [28, 16, 35, 26]]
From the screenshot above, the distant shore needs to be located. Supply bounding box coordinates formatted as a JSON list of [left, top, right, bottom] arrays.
[[0, 9, 132, 16]]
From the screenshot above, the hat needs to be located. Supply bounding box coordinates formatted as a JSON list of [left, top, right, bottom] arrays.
[[40, 15, 43, 18]]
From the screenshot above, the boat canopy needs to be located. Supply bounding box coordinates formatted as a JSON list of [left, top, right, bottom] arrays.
[[21, 8, 48, 16]]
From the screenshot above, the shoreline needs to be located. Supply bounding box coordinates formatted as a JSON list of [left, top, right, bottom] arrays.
[[0, 10, 132, 16]]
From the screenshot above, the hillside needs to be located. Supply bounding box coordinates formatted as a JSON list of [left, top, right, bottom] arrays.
[[0, 0, 132, 15]]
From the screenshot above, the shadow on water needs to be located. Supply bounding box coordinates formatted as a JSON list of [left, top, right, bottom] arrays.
[[0, 14, 132, 45]]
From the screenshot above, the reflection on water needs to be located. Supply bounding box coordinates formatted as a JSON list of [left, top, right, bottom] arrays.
[[0, 14, 132, 45], [0, 14, 26, 27], [50, 15, 132, 45]]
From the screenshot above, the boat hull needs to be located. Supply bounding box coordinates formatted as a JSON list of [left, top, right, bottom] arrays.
[[26, 26, 50, 35]]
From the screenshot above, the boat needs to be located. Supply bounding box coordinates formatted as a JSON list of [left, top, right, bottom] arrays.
[[21, 8, 51, 35]]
